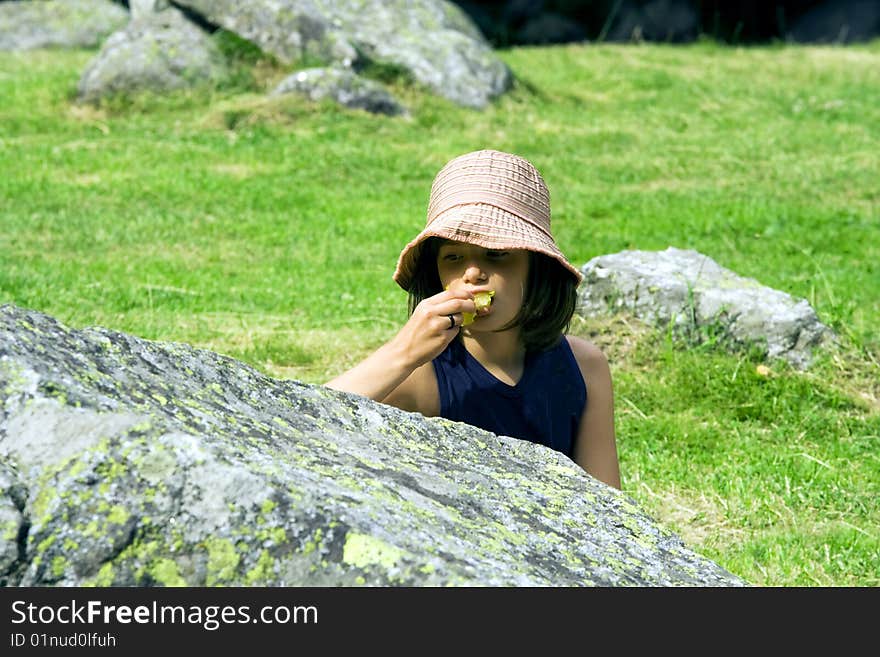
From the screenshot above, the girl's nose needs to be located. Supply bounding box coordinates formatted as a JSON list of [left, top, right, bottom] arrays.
[[463, 264, 488, 283]]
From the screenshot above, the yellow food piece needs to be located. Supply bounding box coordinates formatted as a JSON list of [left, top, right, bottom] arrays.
[[462, 291, 494, 326], [474, 290, 495, 311]]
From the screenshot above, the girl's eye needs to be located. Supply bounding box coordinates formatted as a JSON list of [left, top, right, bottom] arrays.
[[440, 253, 461, 261], [487, 250, 509, 259]]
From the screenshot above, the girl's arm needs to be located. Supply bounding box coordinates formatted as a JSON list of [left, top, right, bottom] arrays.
[[325, 339, 427, 405], [566, 336, 621, 490], [325, 288, 475, 406]]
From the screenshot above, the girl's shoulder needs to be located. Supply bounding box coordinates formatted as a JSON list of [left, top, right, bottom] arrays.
[[563, 334, 611, 375]]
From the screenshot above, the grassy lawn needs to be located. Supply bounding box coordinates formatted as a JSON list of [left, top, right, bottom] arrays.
[[1, 39, 877, 586]]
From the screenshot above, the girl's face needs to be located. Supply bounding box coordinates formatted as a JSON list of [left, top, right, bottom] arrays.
[[436, 240, 530, 332]]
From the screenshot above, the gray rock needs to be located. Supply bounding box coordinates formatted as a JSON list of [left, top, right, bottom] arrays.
[[76, 4, 228, 103], [129, 1, 171, 20], [176, 0, 359, 68], [0, 0, 128, 51], [0, 304, 745, 586], [578, 248, 835, 369], [175, 0, 512, 109], [272, 67, 407, 116], [0, 460, 25, 580]]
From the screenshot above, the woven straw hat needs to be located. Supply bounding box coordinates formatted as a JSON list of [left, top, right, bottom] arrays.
[[392, 149, 582, 290]]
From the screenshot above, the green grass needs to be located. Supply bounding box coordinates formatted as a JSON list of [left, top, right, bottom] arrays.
[[1, 41, 877, 586]]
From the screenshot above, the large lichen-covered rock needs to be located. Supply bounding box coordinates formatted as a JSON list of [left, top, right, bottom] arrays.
[[77, 4, 228, 103], [0, 304, 745, 586], [578, 248, 835, 369], [175, 0, 512, 109], [0, 0, 128, 51], [0, 460, 24, 577]]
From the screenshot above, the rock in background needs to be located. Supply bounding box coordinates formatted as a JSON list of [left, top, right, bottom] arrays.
[[1, 0, 510, 110], [174, 0, 512, 109], [578, 248, 835, 369], [0, 0, 128, 51], [77, 3, 228, 103], [271, 66, 407, 117], [0, 304, 744, 586]]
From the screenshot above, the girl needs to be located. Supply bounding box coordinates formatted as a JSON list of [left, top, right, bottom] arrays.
[[326, 149, 620, 489]]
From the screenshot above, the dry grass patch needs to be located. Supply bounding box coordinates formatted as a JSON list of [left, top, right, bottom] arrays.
[[197, 93, 314, 131], [181, 311, 395, 385], [627, 473, 747, 552], [568, 313, 655, 366], [820, 344, 880, 413]]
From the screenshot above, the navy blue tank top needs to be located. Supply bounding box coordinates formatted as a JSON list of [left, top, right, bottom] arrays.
[[432, 337, 586, 458]]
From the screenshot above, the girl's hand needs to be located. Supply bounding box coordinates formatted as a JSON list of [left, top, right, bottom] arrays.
[[391, 288, 476, 367]]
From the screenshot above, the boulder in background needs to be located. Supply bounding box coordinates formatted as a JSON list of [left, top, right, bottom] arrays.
[[578, 248, 835, 369], [175, 0, 512, 109], [76, 4, 228, 103], [0, 0, 128, 51]]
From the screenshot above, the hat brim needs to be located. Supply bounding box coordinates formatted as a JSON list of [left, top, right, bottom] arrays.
[[393, 203, 583, 290]]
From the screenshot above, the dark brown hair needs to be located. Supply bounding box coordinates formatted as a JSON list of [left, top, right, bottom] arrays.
[[406, 237, 578, 352]]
